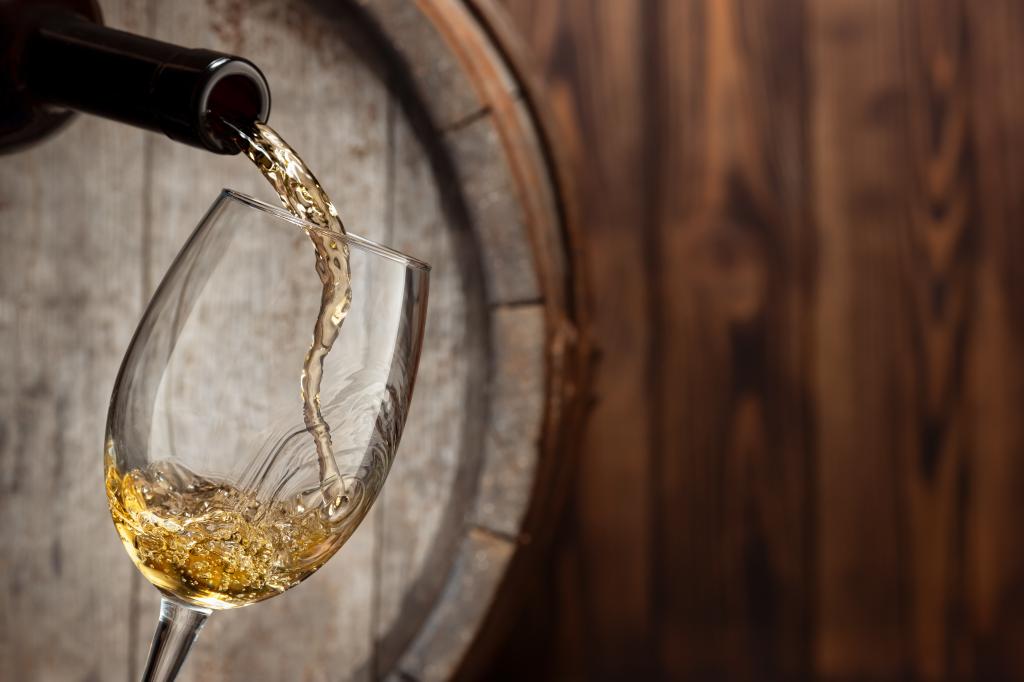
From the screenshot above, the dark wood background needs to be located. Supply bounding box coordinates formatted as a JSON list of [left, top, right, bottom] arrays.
[[484, 0, 1024, 679]]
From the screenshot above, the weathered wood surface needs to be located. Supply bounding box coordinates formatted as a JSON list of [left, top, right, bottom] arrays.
[[491, 0, 1024, 680], [0, 4, 147, 679], [0, 0, 583, 680]]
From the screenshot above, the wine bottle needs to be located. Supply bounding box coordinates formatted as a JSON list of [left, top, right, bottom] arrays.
[[0, 0, 270, 154]]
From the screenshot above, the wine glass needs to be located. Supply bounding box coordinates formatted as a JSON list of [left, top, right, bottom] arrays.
[[103, 189, 429, 682]]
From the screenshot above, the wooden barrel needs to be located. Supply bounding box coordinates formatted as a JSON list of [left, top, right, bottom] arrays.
[[0, 1, 589, 680]]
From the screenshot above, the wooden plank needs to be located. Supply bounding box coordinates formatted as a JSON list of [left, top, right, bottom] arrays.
[[359, 0, 518, 130], [445, 113, 540, 305], [372, 96, 488, 675], [471, 305, 545, 536], [557, 2, 656, 677], [0, 2, 147, 679], [964, 0, 1024, 677], [365, 0, 483, 126], [654, 0, 812, 678], [810, 0, 912, 677], [134, 1, 390, 679], [394, 529, 515, 682], [897, 1, 978, 677]]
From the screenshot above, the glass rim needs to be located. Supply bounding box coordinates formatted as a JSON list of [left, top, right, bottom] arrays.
[[221, 189, 432, 272]]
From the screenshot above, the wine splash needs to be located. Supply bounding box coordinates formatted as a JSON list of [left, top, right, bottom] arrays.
[[106, 461, 356, 609]]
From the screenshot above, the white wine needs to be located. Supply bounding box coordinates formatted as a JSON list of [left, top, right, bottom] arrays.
[[106, 459, 353, 609], [107, 120, 370, 609], [230, 121, 352, 504], [228, 120, 358, 522]]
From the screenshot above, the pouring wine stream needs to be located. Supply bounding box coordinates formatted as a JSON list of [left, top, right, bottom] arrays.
[[224, 119, 359, 523]]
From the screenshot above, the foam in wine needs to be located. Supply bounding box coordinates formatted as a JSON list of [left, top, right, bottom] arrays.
[[106, 461, 355, 609]]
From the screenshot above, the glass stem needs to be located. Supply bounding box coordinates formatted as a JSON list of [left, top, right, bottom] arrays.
[[140, 596, 211, 682]]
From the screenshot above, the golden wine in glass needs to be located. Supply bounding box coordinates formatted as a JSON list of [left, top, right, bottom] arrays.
[[104, 189, 429, 680]]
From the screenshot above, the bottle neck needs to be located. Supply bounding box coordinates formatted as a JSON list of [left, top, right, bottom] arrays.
[[1, 4, 270, 154]]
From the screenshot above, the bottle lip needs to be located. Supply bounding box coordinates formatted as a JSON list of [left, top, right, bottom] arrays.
[[196, 57, 271, 154]]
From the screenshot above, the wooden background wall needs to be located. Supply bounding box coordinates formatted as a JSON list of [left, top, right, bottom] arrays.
[[486, 0, 1024, 679]]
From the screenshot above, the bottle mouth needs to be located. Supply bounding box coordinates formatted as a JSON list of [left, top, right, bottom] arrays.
[[198, 59, 271, 154]]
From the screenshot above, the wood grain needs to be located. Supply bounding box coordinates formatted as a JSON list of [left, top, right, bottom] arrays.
[[493, 0, 1024, 679], [656, 0, 812, 678], [810, 0, 911, 677], [964, 0, 1024, 677], [898, 0, 976, 676]]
